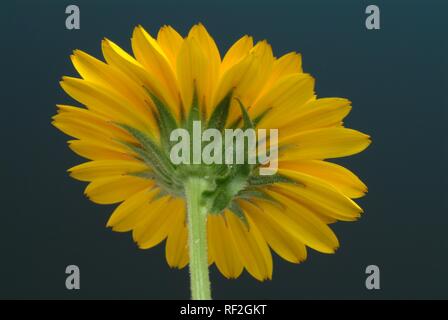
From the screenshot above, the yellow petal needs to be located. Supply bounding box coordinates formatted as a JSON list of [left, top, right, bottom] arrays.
[[131, 26, 180, 109], [188, 24, 221, 115], [101, 38, 180, 118], [165, 205, 189, 269], [53, 105, 134, 143], [279, 160, 367, 198], [260, 98, 351, 131], [275, 168, 364, 221], [71, 50, 115, 88], [134, 197, 183, 249], [250, 73, 315, 120], [237, 40, 274, 107], [260, 52, 302, 96], [84, 175, 152, 204], [53, 121, 130, 157], [253, 194, 339, 254], [213, 41, 274, 124], [176, 37, 207, 115], [207, 214, 243, 279], [279, 127, 371, 160], [272, 52, 302, 77], [241, 200, 307, 263], [157, 25, 184, 70], [68, 160, 148, 182], [188, 24, 221, 65], [71, 49, 155, 124], [212, 52, 256, 109], [59, 77, 153, 136], [107, 187, 160, 231], [221, 35, 253, 74], [68, 139, 134, 161], [225, 210, 273, 281]]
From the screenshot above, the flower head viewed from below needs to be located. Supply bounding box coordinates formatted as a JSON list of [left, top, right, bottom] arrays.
[[52, 23, 371, 300]]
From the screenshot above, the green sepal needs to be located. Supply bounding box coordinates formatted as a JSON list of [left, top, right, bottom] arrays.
[[128, 170, 155, 180], [144, 87, 178, 150], [185, 89, 201, 133], [115, 123, 171, 166], [116, 140, 172, 185], [235, 98, 254, 130], [113, 123, 179, 187], [204, 164, 250, 214], [236, 187, 279, 205], [228, 200, 249, 229], [226, 98, 258, 129], [248, 173, 300, 186], [234, 99, 257, 170], [152, 188, 170, 201], [214, 163, 231, 179], [207, 91, 233, 131]]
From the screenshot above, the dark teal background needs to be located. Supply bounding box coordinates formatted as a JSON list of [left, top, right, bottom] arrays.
[[0, 0, 446, 299]]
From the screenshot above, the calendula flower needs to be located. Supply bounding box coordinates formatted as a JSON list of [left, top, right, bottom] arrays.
[[53, 23, 370, 300]]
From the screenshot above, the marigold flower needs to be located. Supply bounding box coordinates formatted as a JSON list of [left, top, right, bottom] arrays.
[[53, 23, 371, 299]]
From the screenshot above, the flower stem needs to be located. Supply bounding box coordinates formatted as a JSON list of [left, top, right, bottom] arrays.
[[184, 176, 211, 300]]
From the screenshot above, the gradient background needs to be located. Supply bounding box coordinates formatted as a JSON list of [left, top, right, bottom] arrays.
[[0, 0, 446, 299]]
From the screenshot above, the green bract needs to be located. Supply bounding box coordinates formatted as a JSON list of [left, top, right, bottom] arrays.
[[115, 88, 296, 227]]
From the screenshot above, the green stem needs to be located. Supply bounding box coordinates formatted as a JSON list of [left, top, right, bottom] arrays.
[[184, 176, 211, 300]]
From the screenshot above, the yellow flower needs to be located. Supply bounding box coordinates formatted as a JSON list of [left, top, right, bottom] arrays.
[[53, 23, 370, 292]]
